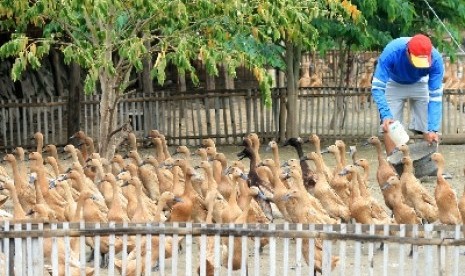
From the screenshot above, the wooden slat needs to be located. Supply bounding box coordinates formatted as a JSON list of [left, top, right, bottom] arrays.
[[295, 223, 302, 275], [63, 222, 70, 276], [439, 229, 446, 276], [227, 223, 234, 276], [308, 224, 315, 276], [322, 224, 333, 276], [213, 223, 221, 276], [51, 223, 58, 276], [354, 224, 361, 276], [35, 223, 44, 275], [368, 224, 375, 276], [424, 224, 434, 276], [269, 223, 276, 276], [214, 96, 220, 144], [200, 223, 207, 276], [185, 222, 193, 276], [339, 224, 347, 276], [411, 224, 419, 276], [251, 235, 259, 276], [121, 221, 128, 276], [240, 224, 247, 276], [245, 90, 251, 135], [158, 222, 166, 276], [453, 224, 461, 276], [282, 222, 289, 276], [93, 223, 101, 276], [383, 224, 389, 276], [398, 224, 405, 276], [79, 221, 86, 276], [26, 223, 32, 276], [171, 222, 179, 276], [146, 223, 153, 276]]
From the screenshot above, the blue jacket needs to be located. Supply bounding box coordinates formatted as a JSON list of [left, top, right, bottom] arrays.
[[371, 37, 444, 132]]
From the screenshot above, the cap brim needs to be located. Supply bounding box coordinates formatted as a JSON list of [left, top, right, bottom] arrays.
[[410, 54, 431, 68]]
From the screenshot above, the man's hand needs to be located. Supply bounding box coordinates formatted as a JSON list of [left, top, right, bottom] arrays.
[[382, 118, 395, 133], [423, 132, 439, 144]]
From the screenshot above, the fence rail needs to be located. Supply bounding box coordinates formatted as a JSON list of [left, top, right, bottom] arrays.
[[1, 222, 464, 276], [0, 88, 464, 150]]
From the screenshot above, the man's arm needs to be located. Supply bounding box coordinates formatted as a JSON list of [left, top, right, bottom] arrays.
[[427, 52, 444, 133]]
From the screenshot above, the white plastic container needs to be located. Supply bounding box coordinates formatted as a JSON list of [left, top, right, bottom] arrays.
[[388, 120, 410, 147]]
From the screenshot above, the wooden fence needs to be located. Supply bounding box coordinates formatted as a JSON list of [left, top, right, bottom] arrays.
[[0, 88, 464, 149], [1, 222, 464, 276]]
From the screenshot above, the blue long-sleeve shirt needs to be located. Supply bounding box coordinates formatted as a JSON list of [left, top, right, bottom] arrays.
[[371, 37, 444, 132]]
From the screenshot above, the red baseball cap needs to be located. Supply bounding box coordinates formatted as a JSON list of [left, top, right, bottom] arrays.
[[407, 34, 432, 68]]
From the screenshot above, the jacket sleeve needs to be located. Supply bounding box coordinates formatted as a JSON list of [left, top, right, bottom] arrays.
[[371, 56, 393, 121], [427, 53, 444, 132]]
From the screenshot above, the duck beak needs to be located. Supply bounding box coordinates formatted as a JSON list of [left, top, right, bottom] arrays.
[[338, 168, 349, 176], [58, 174, 68, 181], [240, 173, 249, 181], [361, 140, 370, 147], [281, 193, 292, 201], [173, 196, 183, 203], [320, 148, 329, 154], [256, 189, 267, 201], [26, 209, 35, 216], [121, 181, 129, 187], [49, 179, 57, 189], [300, 156, 309, 161], [265, 145, 271, 152]]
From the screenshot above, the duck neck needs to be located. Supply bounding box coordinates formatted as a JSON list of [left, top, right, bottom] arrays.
[[95, 163, 105, 181], [436, 159, 445, 181], [49, 161, 60, 177], [33, 176, 47, 205], [76, 151, 85, 166], [332, 151, 343, 171], [205, 167, 217, 190], [155, 143, 165, 162], [354, 171, 368, 197], [228, 184, 239, 206], [70, 151, 79, 164], [313, 139, 322, 158], [73, 197, 85, 222], [338, 146, 347, 167], [9, 186, 27, 219], [34, 166, 49, 196], [272, 147, 280, 166], [351, 175, 361, 199], [403, 161, 414, 174], [293, 143, 304, 159], [374, 142, 387, 165], [8, 159, 23, 189], [61, 182, 75, 203], [135, 184, 148, 216], [172, 167, 183, 196], [36, 140, 43, 154], [362, 165, 369, 182], [79, 144, 88, 160], [162, 140, 171, 160]]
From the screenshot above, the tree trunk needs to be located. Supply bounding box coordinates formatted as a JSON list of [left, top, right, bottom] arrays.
[[142, 41, 153, 95], [67, 62, 81, 143], [223, 62, 235, 90], [285, 42, 301, 138], [330, 45, 349, 130], [50, 49, 64, 97], [98, 72, 118, 160]]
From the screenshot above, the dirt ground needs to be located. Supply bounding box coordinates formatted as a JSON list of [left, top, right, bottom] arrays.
[[2, 139, 465, 275]]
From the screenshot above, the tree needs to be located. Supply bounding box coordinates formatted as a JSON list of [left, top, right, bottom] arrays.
[[0, 0, 360, 155]]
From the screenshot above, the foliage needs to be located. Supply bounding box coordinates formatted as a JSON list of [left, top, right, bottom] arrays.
[[0, 0, 360, 106], [313, 0, 465, 57]]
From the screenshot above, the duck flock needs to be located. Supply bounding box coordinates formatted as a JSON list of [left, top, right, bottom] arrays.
[[0, 130, 463, 275]]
